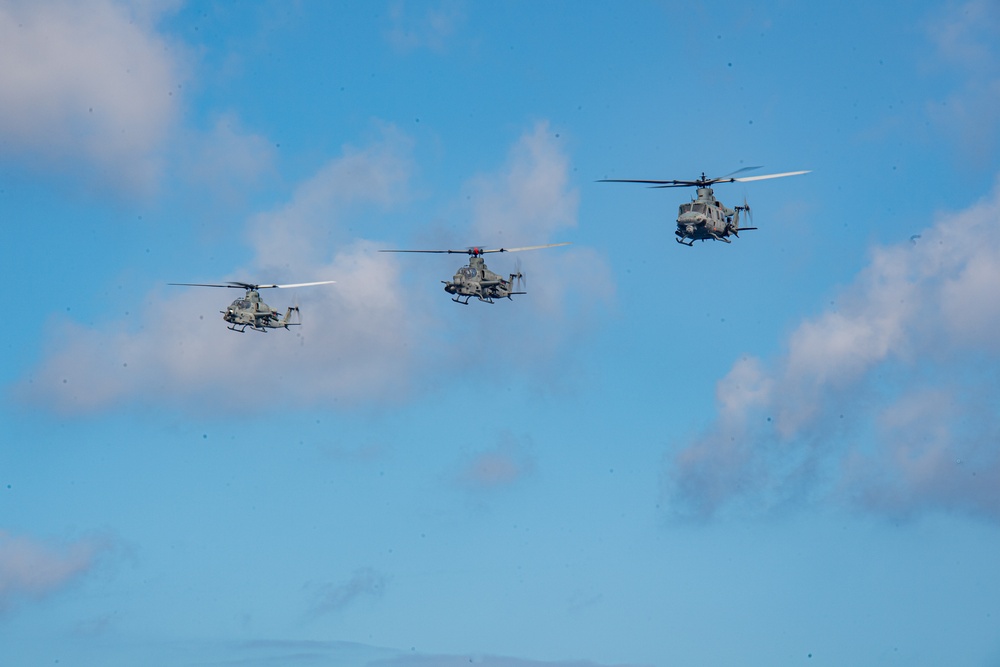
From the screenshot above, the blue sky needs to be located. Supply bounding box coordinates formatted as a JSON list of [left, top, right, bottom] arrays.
[[2, 1, 1000, 665]]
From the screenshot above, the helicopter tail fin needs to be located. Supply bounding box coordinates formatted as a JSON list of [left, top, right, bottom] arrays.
[[280, 306, 301, 327]]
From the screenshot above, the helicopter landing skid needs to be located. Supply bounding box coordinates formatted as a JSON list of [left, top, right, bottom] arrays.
[[452, 295, 472, 305], [675, 237, 695, 247], [228, 323, 270, 333]]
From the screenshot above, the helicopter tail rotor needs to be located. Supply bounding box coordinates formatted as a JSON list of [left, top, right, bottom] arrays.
[[280, 305, 301, 327], [743, 194, 753, 226], [508, 257, 526, 295], [732, 194, 754, 237]]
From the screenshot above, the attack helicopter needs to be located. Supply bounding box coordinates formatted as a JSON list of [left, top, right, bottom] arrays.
[[169, 280, 335, 332], [599, 167, 809, 245], [380, 243, 570, 304]]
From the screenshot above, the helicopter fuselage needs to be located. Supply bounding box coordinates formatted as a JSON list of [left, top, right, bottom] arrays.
[[443, 255, 524, 304], [222, 290, 298, 332], [675, 187, 750, 246]]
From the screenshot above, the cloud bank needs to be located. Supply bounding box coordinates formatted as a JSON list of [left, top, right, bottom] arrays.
[[18, 126, 420, 414], [0, 0, 184, 194], [667, 175, 1000, 521], [17, 122, 611, 414]]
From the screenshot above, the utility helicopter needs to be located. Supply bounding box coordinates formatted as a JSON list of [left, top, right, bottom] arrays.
[[169, 280, 335, 332], [380, 243, 570, 304], [599, 167, 809, 245]]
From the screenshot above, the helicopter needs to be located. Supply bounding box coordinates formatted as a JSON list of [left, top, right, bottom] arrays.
[[379, 243, 570, 304], [599, 167, 809, 245], [169, 280, 335, 332]]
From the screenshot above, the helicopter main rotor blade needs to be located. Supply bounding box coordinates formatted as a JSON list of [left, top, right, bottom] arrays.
[[599, 168, 808, 188], [726, 170, 811, 183], [598, 178, 702, 187], [379, 249, 469, 254], [380, 242, 570, 255], [481, 242, 571, 253], [718, 165, 763, 179], [255, 280, 336, 289], [169, 282, 248, 289], [169, 280, 335, 290]]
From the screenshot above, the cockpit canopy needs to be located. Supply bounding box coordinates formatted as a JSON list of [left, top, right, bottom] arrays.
[[679, 202, 711, 216]]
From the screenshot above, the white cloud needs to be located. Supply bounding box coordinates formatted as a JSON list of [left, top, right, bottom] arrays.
[[17, 126, 423, 414], [249, 126, 415, 271], [17, 122, 611, 414], [0, 531, 109, 612], [18, 238, 426, 414], [437, 122, 613, 380], [467, 122, 579, 245], [0, 0, 184, 194], [667, 175, 1000, 521]]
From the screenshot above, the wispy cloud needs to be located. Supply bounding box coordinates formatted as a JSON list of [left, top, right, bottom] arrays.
[[305, 567, 386, 619], [17, 122, 611, 415], [457, 432, 535, 490], [927, 0, 999, 73], [384, 0, 465, 53], [0, 531, 110, 612], [248, 124, 415, 272], [0, 0, 185, 195], [180, 112, 278, 205], [375, 655, 651, 667], [73, 637, 649, 667], [667, 175, 1000, 521], [924, 0, 1000, 164]]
